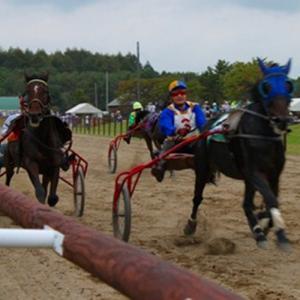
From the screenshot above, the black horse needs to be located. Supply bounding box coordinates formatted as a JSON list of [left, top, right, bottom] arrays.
[[4, 73, 72, 206], [184, 59, 294, 250]]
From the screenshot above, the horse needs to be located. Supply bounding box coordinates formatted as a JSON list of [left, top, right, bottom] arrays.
[[183, 58, 294, 250], [125, 110, 162, 159], [4, 73, 72, 207]]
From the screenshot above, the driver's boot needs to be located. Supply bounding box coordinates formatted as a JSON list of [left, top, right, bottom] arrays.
[[151, 160, 166, 182], [123, 134, 131, 144]]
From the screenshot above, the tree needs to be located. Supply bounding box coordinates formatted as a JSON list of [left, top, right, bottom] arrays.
[[199, 60, 232, 104], [222, 60, 261, 101]]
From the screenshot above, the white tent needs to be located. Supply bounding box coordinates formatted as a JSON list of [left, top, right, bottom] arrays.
[[290, 98, 300, 112], [65, 103, 103, 116]]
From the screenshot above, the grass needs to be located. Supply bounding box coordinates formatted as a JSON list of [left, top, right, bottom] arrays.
[[287, 123, 300, 155]]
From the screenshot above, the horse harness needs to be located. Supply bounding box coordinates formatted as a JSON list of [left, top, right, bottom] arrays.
[[223, 108, 286, 143]]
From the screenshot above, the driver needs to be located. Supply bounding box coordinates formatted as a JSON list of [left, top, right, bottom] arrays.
[[151, 80, 206, 182], [123, 101, 144, 144]]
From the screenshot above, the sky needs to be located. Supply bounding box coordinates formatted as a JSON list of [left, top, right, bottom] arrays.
[[1, 0, 300, 78]]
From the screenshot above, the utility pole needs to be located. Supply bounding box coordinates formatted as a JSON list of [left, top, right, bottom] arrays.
[[136, 41, 141, 102], [94, 82, 98, 108], [105, 71, 109, 111]]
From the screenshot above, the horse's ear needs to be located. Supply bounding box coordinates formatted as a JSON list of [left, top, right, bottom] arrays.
[[24, 71, 30, 82], [257, 57, 268, 75], [41, 71, 49, 82], [282, 58, 292, 74]]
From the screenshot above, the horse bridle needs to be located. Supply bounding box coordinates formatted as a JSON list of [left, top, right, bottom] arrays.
[[26, 79, 51, 113]]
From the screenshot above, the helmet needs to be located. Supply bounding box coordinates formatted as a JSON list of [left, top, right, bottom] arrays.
[[168, 80, 187, 93], [133, 101, 143, 110]]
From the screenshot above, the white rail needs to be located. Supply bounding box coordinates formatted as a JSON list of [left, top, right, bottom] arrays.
[[0, 225, 64, 255]]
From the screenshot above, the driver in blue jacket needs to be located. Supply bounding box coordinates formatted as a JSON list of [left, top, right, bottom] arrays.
[[151, 80, 206, 182]]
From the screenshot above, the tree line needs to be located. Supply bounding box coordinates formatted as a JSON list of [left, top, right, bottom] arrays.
[[0, 47, 299, 112]]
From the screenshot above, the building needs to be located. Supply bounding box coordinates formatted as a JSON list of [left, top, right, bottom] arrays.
[[107, 97, 131, 116], [0, 96, 20, 116]]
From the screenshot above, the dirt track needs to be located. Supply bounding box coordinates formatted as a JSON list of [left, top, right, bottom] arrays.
[[0, 134, 299, 300]]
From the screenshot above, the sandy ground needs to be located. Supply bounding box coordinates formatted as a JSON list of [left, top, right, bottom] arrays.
[[0, 134, 299, 300]]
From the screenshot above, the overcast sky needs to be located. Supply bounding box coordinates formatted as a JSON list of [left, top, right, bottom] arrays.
[[1, 0, 299, 77]]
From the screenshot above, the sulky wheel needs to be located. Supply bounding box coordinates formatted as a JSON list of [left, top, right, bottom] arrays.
[[73, 167, 85, 217], [108, 144, 117, 174], [113, 185, 131, 242]]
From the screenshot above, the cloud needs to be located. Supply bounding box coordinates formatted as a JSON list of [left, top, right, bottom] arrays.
[[0, 0, 299, 77]]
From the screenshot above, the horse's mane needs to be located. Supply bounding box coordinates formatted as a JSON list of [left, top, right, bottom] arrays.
[[250, 80, 263, 104], [135, 110, 151, 124]]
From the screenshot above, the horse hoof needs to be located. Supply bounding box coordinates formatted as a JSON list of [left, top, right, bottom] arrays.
[[277, 241, 292, 253], [38, 199, 46, 205], [257, 240, 268, 249], [184, 219, 197, 236], [48, 195, 59, 207], [275, 229, 291, 252]]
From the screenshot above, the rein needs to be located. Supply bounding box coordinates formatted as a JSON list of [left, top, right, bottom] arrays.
[[23, 116, 71, 154], [227, 107, 286, 142], [229, 133, 283, 142]]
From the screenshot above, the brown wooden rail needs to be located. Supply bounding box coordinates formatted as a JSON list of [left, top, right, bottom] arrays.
[[0, 184, 243, 300]]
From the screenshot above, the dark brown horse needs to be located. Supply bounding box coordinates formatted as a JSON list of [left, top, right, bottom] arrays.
[[125, 110, 162, 159], [4, 73, 71, 206]]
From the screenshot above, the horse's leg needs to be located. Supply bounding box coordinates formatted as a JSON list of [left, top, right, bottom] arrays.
[[248, 172, 289, 250], [42, 175, 50, 199], [5, 165, 14, 186], [243, 182, 267, 248], [184, 143, 209, 235], [26, 166, 46, 204], [47, 167, 60, 207], [256, 174, 280, 236], [184, 171, 207, 235], [4, 144, 15, 186], [144, 134, 155, 159]]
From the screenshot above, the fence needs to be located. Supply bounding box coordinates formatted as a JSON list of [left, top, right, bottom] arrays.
[[71, 116, 129, 137], [0, 184, 243, 300]]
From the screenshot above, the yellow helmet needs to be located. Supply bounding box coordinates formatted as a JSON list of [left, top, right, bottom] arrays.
[[168, 80, 187, 93], [133, 101, 143, 110]]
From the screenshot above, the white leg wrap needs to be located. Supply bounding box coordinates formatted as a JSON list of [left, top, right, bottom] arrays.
[[189, 218, 197, 223], [258, 218, 270, 230], [253, 224, 261, 232], [270, 208, 285, 230]]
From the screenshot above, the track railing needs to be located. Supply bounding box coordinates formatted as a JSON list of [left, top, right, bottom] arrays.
[[0, 183, 242, 300]]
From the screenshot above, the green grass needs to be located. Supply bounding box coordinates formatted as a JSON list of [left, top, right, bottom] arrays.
[[287, 124, 300, 155]]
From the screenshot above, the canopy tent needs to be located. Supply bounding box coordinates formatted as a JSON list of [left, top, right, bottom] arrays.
[[290, 98, 300, 112], [65, 103, 103, 116]]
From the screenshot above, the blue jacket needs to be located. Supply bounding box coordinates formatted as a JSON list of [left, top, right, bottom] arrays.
[[159, 102, 206, 137]]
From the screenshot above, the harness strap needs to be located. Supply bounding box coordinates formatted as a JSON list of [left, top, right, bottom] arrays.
[[237, 108, 270, 121], [228, 133, 282, 142], [27, 79, 48, 86]]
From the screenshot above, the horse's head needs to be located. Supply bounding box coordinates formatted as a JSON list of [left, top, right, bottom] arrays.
[[24, 72, 51, 127], [257, 58, 294, 132]]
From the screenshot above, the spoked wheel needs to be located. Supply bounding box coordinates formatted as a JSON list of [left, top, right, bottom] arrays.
[[73, 167, 85, 217], [108, 144, 117, 174], [113, 185, 131, 242]]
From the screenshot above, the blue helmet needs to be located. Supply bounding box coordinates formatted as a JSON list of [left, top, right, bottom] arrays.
[[168, 80, 187, 93]]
